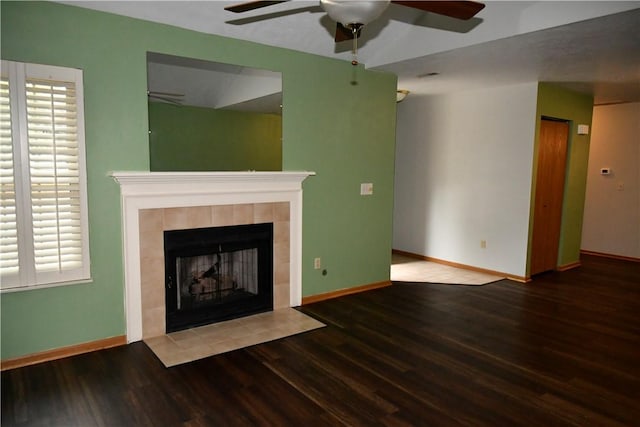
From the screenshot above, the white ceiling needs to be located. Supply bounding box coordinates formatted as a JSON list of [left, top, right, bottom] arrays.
[[61, 1, 640, 104], [379, 5, 640, 104]]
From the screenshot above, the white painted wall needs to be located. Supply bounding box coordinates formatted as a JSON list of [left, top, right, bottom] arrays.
[[393, 82, 538, 277], [581, 102, 640, 259]]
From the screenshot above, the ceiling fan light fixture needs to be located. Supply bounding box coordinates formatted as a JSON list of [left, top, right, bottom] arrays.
[[397, 89, 410, 102], [320, 0, 390, 27]]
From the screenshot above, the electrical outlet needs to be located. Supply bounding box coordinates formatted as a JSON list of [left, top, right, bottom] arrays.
[[480, 240, 487, 249], [314, 257, 321, 269], [360, 183, 373, 196]]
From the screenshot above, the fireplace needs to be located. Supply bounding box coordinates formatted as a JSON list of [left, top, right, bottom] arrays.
[[164, 223, 273, 332], [110, 171, 314, 342]]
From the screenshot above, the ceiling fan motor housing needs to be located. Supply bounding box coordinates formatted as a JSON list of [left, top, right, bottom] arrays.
[[320, 0, 391, 26]]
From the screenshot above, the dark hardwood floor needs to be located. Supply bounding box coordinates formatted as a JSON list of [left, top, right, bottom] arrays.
[[2, 254, 639, 426]]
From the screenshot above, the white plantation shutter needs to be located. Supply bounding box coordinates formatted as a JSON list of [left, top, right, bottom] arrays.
[[0, 77, 19, 279], [27, 78, 83, 274], [0, 60, 90, 290]]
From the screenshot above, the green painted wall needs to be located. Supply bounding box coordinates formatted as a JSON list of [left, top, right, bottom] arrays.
[[149, 102, 282, 171], [527, 83, 593, 275], [0, 1, 397, 359], [284, 61, 397, 297]]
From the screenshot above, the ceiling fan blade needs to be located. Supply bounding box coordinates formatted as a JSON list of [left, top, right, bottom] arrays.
[[148, 94, 183, 105], [227, 5, 323, 25], [224, 0, 289, 13], [334, 23, 362, 43], [147, 90, 185, 105], [391, 1, 485, 20], [148, 90, 184, 97]]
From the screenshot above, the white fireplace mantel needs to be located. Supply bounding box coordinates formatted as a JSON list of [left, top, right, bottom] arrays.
[[111, 171, 315, 342], [112, 171, 315, 194]]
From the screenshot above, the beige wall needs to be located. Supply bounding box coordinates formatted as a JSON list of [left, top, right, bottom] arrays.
[[581, 102, 640, 259]]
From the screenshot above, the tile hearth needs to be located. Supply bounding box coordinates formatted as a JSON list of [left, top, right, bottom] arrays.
[[144, 308, 325, 367]]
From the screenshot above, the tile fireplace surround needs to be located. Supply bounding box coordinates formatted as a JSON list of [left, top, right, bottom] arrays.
[[111, 171, 315, 343]]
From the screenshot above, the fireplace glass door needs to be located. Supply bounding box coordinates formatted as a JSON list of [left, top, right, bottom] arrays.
[[164, 223, 273, 333], [176, 249, 258, 309]]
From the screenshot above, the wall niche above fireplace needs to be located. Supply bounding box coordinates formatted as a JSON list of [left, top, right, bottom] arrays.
[[164, 223, 273, 333], [146, 52, 283, 172]]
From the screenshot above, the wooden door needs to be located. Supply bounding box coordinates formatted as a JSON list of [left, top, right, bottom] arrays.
[[530, 119, 569, 275]]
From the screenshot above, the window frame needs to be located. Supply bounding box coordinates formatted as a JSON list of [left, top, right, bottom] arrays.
[[1, 60, 91, 292]]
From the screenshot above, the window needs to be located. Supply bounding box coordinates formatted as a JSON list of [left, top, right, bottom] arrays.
[[1, 60, 90, 291]]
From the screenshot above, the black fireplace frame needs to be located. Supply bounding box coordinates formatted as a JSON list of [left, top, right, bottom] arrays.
[[164, 223, 273, 333]]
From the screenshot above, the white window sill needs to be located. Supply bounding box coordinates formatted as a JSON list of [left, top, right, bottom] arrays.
[[0, 278, 94, 294]]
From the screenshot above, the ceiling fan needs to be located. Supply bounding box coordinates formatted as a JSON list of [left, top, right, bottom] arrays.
[[225, 1, 484, 64]]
